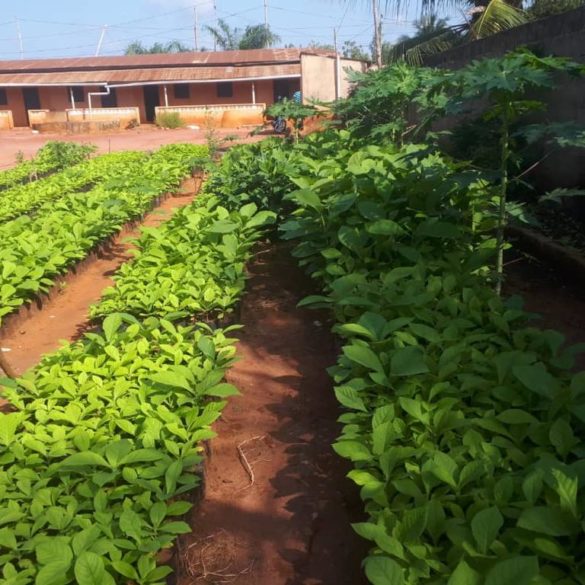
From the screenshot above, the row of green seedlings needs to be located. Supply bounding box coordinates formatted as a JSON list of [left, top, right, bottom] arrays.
[[0, 183, 275, 584], [0, 144, 208, 328], [0, 142, 95, 193], [0, 150, 145, 223], [278, 137, 585, 584]]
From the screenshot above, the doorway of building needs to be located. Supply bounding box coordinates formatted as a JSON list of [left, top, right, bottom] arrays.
[[273, 79, 299, 103], [22, 88, 41, 125], [143, 86, 160, 123]]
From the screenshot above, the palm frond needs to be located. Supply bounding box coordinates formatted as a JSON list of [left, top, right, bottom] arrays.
[[470, 0, 528, 39]]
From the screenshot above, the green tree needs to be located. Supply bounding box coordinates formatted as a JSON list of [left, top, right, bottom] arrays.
[[124, 40, 192, 55], [342, 40, 371, 60], [528, 0, 583, 18], [204, 19, 280, 50]]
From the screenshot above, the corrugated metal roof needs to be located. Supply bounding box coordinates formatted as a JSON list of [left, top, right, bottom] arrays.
[[0, 63, 301, 85], [0, 48, 334, 74]]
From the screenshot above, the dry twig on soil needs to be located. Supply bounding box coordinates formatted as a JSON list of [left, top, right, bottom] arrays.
[[236, 435, 265, 490]]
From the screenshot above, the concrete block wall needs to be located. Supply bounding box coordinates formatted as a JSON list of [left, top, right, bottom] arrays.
[[425, 7, 585, 191]]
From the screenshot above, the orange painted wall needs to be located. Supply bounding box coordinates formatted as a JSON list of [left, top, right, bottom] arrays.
[[38, 87, 70, 111], [0, 78, 300, 128], [158, 80, 284, 108], [0, 88, 28, 127], [116, 86, 147, 122]]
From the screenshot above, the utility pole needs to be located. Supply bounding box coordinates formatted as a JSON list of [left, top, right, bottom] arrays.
[[372, 0, 382, 68], [95, 25, 108, 57], [264, 0, 269, 32], [213, 0, 217, 51], [193, 4, 199, 51], [333, 28, 341, 100], [15, 18, 23, 60]]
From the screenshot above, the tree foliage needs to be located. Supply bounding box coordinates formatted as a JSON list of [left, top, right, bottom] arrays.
[[124, 40, 193, 55], [204, 19, 280, 51]]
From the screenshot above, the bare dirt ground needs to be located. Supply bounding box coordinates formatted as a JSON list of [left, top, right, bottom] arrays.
[[505, 251, 585, 370], [175, 243, 368, 585], [0, 183, 198, 379], [0, 125, 267, 169]]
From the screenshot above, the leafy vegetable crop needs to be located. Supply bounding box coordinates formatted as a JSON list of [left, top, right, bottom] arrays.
[[0, 141, 95, 192], [0, 143, 275, 585], [0, 145, 207, 327], [278, 137, 585, 584], [0, 151, 147, 223], [92, 196, 275, 322], [0, 315, 239, 585], [203, 108, 585, 582]]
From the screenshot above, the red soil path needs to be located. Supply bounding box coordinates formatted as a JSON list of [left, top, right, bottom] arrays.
[[175, 243, 368, 585], [0, 126, 266, 169], [0, 188, 197, 377]]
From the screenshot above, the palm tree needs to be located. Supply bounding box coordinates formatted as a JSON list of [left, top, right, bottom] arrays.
[[338, 1, 528, 66], [204, 19, 281, 51], [204, 19, 241, 51]]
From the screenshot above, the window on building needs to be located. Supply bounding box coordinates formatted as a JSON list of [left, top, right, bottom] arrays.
[[0, 89, 7, 106], [217, 82, 233, 98], [101, 88, 118, 108], [173, 84, 190, 99], [70, 86, 85, 103]]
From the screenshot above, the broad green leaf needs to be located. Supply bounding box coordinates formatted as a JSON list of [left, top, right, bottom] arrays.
[[291, 189, 322, 209], [148, 371, 191, 391], [0, 412, 22, 445], [74, 552, 114, 585], [102, 313, 122, 343], [517, 506, 579, 536], [35, 561, 71, 585], [343, 344, 384, 373], [59, 452, 109, 469], [364, 556, 404, 585], [335, 386, 368, 412], [333, 440, 373, 462], [485, 556, 539, 585], [35, 541, 73, 566], [366, 219, 405, 237], [429, 452, 458, 488], [119, 508, 143, 541], [471, 506, 503, 553], [111, 561, 138, 580], [513, 363, 556, 397], [390, 347, 429, 377], [205, 383, 240, 398], [552, 469, 578, 517], [448, 560, 481, 585]]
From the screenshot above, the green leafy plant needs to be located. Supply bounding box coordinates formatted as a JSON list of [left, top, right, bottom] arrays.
[[155, 112, 184, 129], [0, 141, 96, 192], [0, 145, 208, 327], [445, 49, 584, 293], [265, 99, 320, 142]]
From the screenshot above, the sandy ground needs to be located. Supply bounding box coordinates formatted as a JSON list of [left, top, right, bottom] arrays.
[[0, 125, 267, 169]]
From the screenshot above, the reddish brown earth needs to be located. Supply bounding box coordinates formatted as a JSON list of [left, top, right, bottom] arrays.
[[505, 251, 585, 370], [175, 243, 368, 585], [0, 126, 267, 169], [0, 185, 198, 377]]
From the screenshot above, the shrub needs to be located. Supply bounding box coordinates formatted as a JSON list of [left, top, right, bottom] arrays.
[[155, 111, 184, 129]]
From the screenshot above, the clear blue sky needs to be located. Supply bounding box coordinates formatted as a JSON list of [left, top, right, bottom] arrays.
[[0, 0, 459, 60]]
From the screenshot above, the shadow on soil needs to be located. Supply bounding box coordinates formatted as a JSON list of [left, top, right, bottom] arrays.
[[237, 242, 369, 585]]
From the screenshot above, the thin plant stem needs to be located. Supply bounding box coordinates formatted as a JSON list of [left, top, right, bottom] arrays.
[[495, 108, 510, 296]]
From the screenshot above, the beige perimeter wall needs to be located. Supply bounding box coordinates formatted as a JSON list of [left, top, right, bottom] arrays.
[[301, 54, 367, 103]]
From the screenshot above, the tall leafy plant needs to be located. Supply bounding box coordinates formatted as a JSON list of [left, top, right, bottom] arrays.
[[445, 49, 584, 293]]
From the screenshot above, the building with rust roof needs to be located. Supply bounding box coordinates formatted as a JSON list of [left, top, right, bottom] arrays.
[[0, 48, 367, 128]]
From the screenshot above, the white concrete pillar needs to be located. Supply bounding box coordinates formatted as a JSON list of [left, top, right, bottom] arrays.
[[252, 82, 256, 105], [164, 85, 169, 107]]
